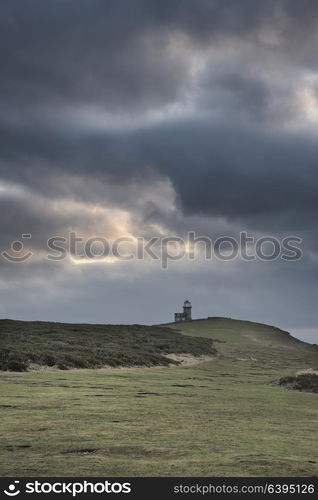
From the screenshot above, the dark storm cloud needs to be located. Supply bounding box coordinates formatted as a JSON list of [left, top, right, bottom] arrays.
[[1, 0, 318, 228], [197, 67, 298, 124], [202, 72, 271, 121], [0, 1, 317, 339], [1, 0, 318, 116], [133, 120, 318, 221], [0, 0, 188, 114], [1, 118, 317, 235]]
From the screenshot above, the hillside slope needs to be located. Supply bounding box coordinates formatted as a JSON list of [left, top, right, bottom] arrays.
[[0, 319, 216, 371], [169, 318, 318, 369]]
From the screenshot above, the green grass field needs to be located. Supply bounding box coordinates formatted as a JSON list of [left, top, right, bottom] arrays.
[[1, 318, 317, 476]]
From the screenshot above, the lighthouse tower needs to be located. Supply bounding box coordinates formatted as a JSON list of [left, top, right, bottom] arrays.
[[174, 299, 193, 322], [183, 300, 192, 321]]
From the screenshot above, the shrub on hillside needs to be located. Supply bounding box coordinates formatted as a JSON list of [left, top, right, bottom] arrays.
[[6, 360, 28, 372], [277, 373, 318, 393]]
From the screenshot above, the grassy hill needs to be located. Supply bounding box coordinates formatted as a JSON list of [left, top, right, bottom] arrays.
[[0, 319, 216, 371], [1, 317, 317, 477], [169, 317, 318, 369]]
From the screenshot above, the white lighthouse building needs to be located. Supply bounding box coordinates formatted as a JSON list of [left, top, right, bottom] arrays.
[[174, 300, 192, 322]]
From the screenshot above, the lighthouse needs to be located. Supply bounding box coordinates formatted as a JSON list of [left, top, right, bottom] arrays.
[[174, 300, 192, 322], [183, 300, 192, 321]]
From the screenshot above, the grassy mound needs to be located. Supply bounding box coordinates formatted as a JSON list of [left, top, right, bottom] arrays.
[[0, 319, 216, 371], [277, 373, 318, 393], [169, 317, 318, 368]]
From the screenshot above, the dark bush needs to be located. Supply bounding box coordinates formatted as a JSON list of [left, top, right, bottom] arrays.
[[56, 363, 69, 370], [6, 360, 28, 372], [277, 373, 318, 393]]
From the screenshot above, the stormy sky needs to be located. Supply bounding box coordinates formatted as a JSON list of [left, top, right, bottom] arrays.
[[0, 0, 317, 343]]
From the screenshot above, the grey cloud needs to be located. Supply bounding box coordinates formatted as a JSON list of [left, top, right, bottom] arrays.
[[1, 0, 318, 119], [1, 116, 317, 233], [0, 1, 318, 339]]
